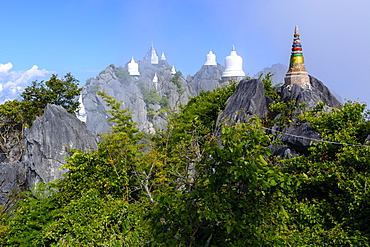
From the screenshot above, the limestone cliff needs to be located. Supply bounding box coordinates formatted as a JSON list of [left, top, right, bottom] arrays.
[[0, 104, 97, 205], [82, 61, 191, 134], [215, 75, 342, 157], [82, 60, 229, 135], [215, 78, 268, 135], [186, 64, 225, 96]]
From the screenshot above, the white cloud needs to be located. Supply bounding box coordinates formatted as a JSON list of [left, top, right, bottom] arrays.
[[0, 62, 53, 103], [0, 62, 13, 73]]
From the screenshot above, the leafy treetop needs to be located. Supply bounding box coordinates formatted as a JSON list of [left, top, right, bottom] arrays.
[[21, 73, 81, 115]]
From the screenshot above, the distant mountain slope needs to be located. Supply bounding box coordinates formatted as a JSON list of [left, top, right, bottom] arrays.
[[82, 61, 227, 135], [254, 63, 288, 86], [82, 61, 190, 134]]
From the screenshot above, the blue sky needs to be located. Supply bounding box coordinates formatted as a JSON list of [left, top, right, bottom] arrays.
[[0, 0, 369, 105]]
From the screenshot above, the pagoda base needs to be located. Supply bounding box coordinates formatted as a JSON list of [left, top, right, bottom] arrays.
[[284, 71, 311, 90]]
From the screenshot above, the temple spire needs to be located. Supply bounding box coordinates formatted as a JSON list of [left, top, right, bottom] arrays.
[[294, 25, 299, 35], [284, 25, 310, 89]]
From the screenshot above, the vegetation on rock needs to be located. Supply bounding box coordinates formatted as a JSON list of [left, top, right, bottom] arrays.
[[1, 78, 370, 246]]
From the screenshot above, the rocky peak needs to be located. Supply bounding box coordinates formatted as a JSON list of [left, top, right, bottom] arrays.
[[0, 104, 98, 205], [215, 75, 342, 157], [277, 75, 341, 108], [215, 78, 268, 135], [82, 60, 191, 135], [23, 104, 98, 183], [187, 64, 225, 95]]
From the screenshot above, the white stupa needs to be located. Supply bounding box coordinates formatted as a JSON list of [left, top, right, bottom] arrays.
[[204, 50, 217, 65], [152, 73, 159, 90], [222, 45, 245, 81], [127, 57, 140, 76], [77, 94, 87, 122], [171, 65, 176, 75], [160, 52, 166, 61], [144, 43, 159, 64]]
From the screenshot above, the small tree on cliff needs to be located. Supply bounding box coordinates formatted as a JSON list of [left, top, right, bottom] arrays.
[[21, 73, 81, 116]]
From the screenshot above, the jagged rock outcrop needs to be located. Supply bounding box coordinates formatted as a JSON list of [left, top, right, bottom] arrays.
[[279, 122, 321, 154], [215, 79, 268, 134], [267, 76, 340, 156], [23, 104, 98, 184], [0, 162, 40, 205], [278, 75, 341, 108], [268, 144, 298, 160], [187, 64, 225, 95], [0, 104, 98, 205], [215, 75, 341, 157], [82, 61, 191, 135], [269, 76, 341, 156]]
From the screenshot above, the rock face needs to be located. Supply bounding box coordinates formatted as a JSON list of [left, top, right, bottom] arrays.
[[23, 104, 98, 184], [187, 64, 225, 96], [216, 75, 342, 157], [0, 162, 40, 205], [278, 75, 341, 108], [278, 122, 321, 153], [269, 76, 341, 156], [215, 79, 268, 134], [83, 61, 191, 135], [0, 104, 98, 205]]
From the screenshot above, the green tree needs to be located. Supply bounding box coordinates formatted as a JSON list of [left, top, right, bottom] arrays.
[[150, 119, 294, 246], [21, 73, 81, 115], [1, 92, 152, 246], [281, 101, 370, 245], [164, 81, 238, 148]]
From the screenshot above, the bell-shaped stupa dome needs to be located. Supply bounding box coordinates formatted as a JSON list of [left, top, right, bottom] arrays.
[[204, 50, 217, 65], [222, 45, 245, 80], [160, 52, 166, 61], [171, 65, 176, 75], [128, 57, 140, 76]]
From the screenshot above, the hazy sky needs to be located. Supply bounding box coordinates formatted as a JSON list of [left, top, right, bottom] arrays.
[[0, 0, 369, 105]]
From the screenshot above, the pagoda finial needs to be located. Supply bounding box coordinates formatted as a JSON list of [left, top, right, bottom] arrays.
[[294, 25, 299, 35], [284, 25, 310, 89], [232, 44, 235, 51]]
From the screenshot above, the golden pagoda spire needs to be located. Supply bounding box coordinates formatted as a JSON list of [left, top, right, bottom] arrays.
[[284, 25, 310, 89]]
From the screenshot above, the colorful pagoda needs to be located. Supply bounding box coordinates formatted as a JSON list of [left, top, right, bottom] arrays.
[[284, 25, 310, 89]]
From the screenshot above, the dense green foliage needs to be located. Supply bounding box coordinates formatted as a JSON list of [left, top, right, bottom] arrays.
[[1, 80, 370, 246], [165, 81, 238, 146], [21, 73, 81, 115]]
